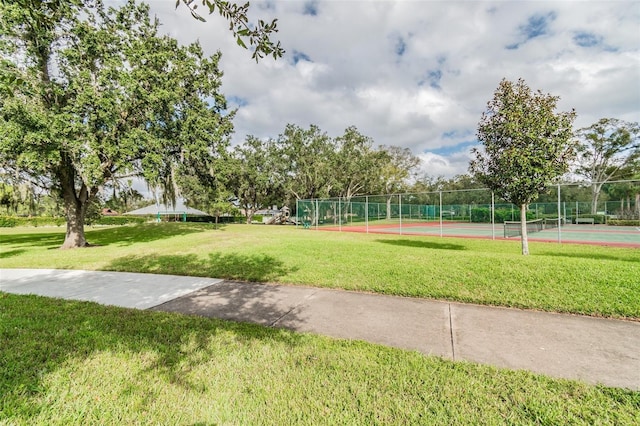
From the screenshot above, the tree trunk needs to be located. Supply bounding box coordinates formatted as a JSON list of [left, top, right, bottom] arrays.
[[60, 187, 89, 249], [520, 203, 529, 256], [61, 205, 88, 249], [58, 159, 90, 249], [386, 196, 392, 220], [245, 209, 254, 224], [591, 182, 603, 215]]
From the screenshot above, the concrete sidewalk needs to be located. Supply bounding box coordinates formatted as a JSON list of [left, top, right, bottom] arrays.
[[2, 268, 639, 390]]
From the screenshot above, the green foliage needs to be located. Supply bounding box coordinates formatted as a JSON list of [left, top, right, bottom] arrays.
[[574, 118, 640, 213], [377, 146, 421, 195], [0, 216, 17, 227], [0, 216, 66, 227], [227, 136, 284, 223], [275, 124, 336, 201], [470, 208, 535, 223], [248, 123, 419, 214], [177, 0, 284, 62], [333, 126, 383, 200], [0, 215, 146, 227], [470, 78, 577, 206], [608, 219, 640, 226], [575, 118, 640, 183], [0, 0, 233, 248], [470, 78, 577, 254], [93, 216, 146, 226]]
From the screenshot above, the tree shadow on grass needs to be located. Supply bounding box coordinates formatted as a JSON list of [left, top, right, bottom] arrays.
[[535, 251, 640, 263], [87, 223, 223, 247], [0, 232, 65, 249], [0, 291, 307, 421], [107, 252, 296, 282], [1, 223, 217, 250], [0, 249, 26, 259], [375, 239, 467, 251]]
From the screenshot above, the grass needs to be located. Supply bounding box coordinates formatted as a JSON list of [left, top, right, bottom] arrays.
[[1, 293, 639, 425], [1, 223, 639, 319]]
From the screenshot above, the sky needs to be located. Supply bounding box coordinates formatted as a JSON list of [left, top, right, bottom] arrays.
[[120, 0, 639, 178]]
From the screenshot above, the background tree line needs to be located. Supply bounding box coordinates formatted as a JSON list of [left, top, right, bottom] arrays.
[[208, 124, 420, 224]]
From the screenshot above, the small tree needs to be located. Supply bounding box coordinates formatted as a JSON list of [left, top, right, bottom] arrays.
[[574, 118, 640, 214], [469, 78, 576, 255]]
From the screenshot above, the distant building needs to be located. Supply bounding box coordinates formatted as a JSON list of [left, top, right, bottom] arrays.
[[101, 208, 119, 216], [123, 202, 208, 222]]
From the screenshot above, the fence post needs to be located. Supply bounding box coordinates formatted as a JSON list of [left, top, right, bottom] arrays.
[[399, 194, 402, 235], [365, 196, 369, 234], [491, 191, 495, 240], [557, 183, 562, 244], [439, 191, 443, 237]]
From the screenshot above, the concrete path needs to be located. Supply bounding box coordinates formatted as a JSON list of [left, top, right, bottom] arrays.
[[0, 268, 223, 309], [1, 269, 639, 390]]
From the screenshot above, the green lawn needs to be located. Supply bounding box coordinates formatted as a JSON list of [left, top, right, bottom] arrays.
[[1, 223, 639, 318], [1, 293, 639, 425], [1, 223, 639, 424]]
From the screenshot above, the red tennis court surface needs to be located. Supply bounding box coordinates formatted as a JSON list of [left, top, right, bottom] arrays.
[[317, 221, 640, 248]]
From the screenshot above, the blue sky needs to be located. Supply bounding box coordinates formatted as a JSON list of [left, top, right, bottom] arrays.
[[131, 0, 639, 178]]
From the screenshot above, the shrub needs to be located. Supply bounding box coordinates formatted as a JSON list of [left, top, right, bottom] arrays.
[[471, 208, 534, 223], [0, 216, 66, 227], [0, 216, 17, 227], [93, 216, 146, 226], [607, 219, 640, 226], [0, 215, 148, 227]]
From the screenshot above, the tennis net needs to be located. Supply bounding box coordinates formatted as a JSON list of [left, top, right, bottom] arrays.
[[503, 219, 544, 238], [503, 218, 566, 238]]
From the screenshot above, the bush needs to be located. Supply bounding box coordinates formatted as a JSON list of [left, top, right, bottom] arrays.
[[0, 215, 148, 227], [0, 216, 17, 227], [93, 216, 146, 226], [471, 208, 534, 223], [607, 219, 640, 226], [0, 216, 66, 227]]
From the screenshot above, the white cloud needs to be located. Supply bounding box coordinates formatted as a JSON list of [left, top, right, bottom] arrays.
[[418, 150, 474, 179], [108, 0, 640, 178]]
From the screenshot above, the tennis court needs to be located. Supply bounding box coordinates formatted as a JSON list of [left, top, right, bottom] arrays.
[[297, 180, 640, 248], [318, 221, 640, 248]]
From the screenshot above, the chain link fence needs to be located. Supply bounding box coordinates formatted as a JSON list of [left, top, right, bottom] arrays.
[[296, 180, 640, 246]]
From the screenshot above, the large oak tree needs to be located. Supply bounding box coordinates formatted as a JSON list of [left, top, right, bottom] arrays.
[[0, 0, 233, 248]]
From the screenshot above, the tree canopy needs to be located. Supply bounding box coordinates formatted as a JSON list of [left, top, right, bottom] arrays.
[[469, 78, 576, 255], [222, 123, 421, 221], [0, 0, 233, 248], [573, 118, 640, 213]]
